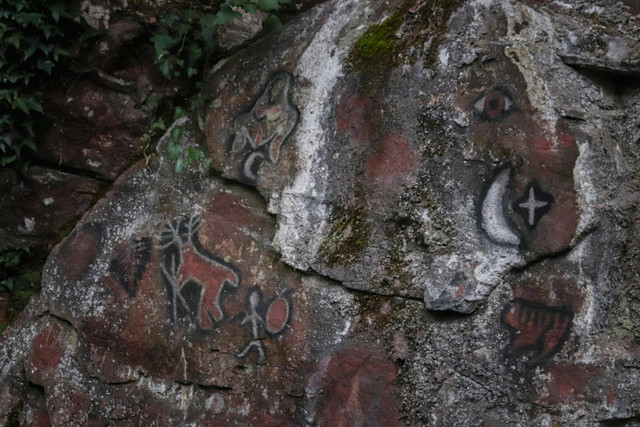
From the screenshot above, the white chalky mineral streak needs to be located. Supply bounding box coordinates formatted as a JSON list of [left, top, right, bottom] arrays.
[[472, 247, 523, 289], [272, 0, 365, 271], [499, 1, 561, 145], [572, 140, 599, 242]]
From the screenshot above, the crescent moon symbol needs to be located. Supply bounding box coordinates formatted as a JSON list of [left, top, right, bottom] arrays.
[[480, 167, 520, 246]]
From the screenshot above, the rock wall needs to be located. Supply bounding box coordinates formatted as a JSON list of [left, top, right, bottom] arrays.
[[1, 0, 640, 425]]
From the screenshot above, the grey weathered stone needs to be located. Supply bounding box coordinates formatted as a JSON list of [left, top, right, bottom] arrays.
[[2, 0, 640, 425]]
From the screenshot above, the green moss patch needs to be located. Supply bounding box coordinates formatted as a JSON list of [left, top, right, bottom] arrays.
[[350, 11, 403, 68], [319, 205, 371, 268]]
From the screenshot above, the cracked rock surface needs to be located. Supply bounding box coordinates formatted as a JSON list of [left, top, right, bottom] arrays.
[[2, 0, 640, 425]]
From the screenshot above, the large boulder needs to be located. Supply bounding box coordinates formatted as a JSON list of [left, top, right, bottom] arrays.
[[1, 0, 640, 425]]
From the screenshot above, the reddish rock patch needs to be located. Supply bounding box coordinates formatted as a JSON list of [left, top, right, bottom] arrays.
[[512, 276, 585, 314], [606, 385, 618, 407], [542, 363, 602, 405], [208, 192, 270, 234], [29, 412, 52, 427], [316, 346, 399, 427], [337, 93, 374, 144], [30, 326, 64, 377], [56, 222, 103, 281], [48, 388, 93, 426], [0, 167, 104, 247], [366, 133, 417, 188]]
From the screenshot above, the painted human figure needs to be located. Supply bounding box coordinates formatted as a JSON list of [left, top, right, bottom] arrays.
[[237, 289, 266, 363], [237, 287, 292, 364]]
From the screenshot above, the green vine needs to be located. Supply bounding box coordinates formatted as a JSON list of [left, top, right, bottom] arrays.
[[0, 0, 74, 171], [0, 244, 43, 334], [149, 0, 289, 173]]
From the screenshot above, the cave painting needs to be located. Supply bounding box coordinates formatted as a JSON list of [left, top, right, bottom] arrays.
[[502, 299, 573, 366], [160, 215, 240, 329], [109, 236, 152, 297], [473, 86, 514, 121], [230, 72, 299, 184], [473, 83, 578, 253], [479, 166, 521, 247], [514, 182, 554, 230], [422, 51, 582, 315], [479, 167, 556, 247], [237, 286, 293, 364]]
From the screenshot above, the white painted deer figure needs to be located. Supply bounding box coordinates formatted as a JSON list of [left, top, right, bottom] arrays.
[[160, 215, 240, 329]]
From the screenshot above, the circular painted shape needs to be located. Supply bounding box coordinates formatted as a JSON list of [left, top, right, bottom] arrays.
[[266, 297, 290, 335]]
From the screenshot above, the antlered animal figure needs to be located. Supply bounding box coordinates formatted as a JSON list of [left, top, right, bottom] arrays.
[[160, 215, 240, 329]]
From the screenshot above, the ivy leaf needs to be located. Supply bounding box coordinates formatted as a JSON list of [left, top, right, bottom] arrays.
[[160, 13, 179, 26], [13, 97, 29, 114], [37, 60, 53, 74], [199, 14, 218, 52], [2, 278, 15, 291], [28, 98, 43, 113], [167, 142, 182, 160], [15, 12, 43, 28], [23, 43, 37, 61], [203, 157, 213, 168], [23, 138, 36, 151], [171, 125, 185, 143], [50, 5, 61, 23], [38, 43, 53, 55], [0, 89, 16, 103], [175, 157, 186, 173], [257, 0, 279, 11], [53, 47, 69, 61], [42, 24, 54, 39], [1, 155, 17, 166], [7, 34, 21, 49], [243, 3, 258, 13], [183, 10, 198, 21], [189, 97, 204, 111], [188, 147, 204, 161], [264, 14, 284, 32], [151, 34, 179, 56], [173, 107, 186, 121], [185, 44, 203, 63], [158, 61, 173, 79], [151, 118, 166, 131], [212, 4, 242, 26]]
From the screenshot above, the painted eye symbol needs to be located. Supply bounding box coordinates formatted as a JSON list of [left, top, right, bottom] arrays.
[[474, 88, 514, 120]]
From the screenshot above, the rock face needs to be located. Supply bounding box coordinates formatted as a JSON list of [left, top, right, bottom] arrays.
[[2, 0, 640, 425]]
